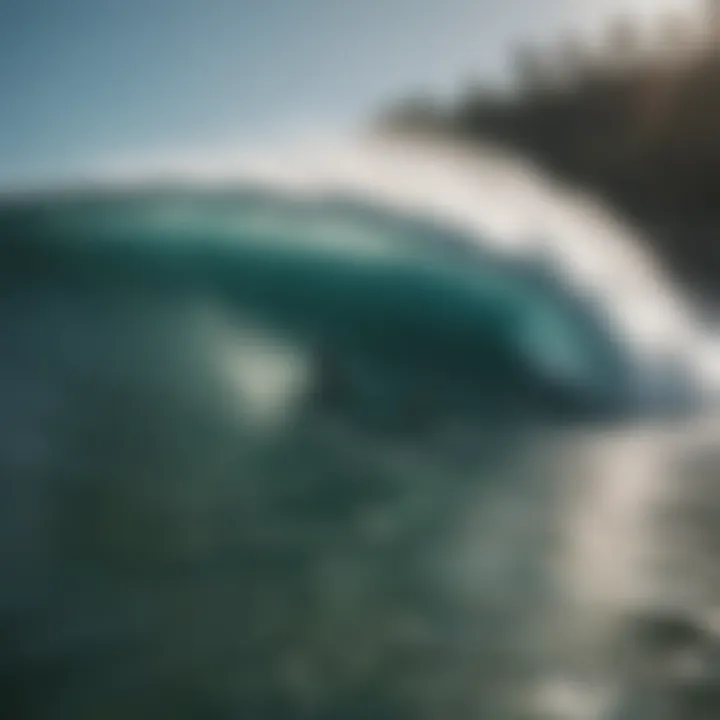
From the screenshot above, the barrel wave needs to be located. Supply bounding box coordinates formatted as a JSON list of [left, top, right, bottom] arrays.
[[0, 139, 717, 720], [0, 186, 660, 426]]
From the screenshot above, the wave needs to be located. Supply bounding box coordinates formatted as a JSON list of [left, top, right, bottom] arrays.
[[0, 135, 716, 425], [1, 135, 719, 720]]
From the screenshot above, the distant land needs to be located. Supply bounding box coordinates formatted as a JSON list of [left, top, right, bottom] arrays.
[[377, 3, 720, 300]]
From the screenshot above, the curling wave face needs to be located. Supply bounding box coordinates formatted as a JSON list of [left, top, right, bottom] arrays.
[[1, 136, 714, 425]]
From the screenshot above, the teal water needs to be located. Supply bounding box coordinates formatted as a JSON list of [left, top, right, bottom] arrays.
[[0, 189, 643, 422], [0, 185, 717, 719]]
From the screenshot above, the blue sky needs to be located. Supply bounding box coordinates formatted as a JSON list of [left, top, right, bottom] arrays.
[[0, 0, 698, 186]]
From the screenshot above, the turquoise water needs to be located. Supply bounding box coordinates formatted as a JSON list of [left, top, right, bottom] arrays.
[[0, 185, 717, 719], [0, 190, 641, 422]]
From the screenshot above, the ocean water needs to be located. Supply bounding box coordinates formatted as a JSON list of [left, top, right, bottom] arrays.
[[0, 138, 718, 719]]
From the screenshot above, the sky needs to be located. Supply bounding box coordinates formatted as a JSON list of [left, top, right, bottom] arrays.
[[0, 0, 700, 187]]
